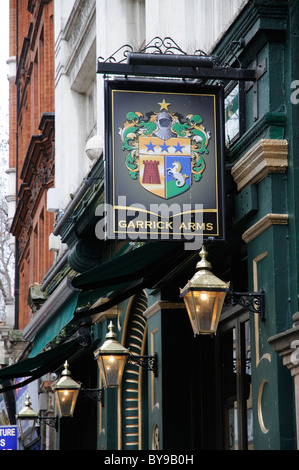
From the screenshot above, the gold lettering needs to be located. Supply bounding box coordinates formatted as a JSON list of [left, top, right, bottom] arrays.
[[117, 219, 212, 232]]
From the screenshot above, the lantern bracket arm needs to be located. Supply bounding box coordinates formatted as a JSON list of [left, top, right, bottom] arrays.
[[80, 387, 104, 407], [225, 288, 265, 320], [127, 353, 158, 377], [37, 416, 58, 431]]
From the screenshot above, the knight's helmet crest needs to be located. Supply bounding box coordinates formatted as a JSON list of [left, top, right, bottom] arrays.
[[153, 111, 176, 140]]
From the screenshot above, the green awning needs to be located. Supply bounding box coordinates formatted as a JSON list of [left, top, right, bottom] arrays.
[[0, 242, 192, 395], [76, 282, 132, 310], [22, 242, 187, 366], [72, 241, 182, 291], [28, 293, 79, 358], [71, 241, 189, 321], [74, 279, 147, 320], [0, 340, 81, 392]]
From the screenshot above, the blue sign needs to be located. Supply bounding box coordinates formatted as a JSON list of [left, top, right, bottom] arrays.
[[0, 426, 18, 450]]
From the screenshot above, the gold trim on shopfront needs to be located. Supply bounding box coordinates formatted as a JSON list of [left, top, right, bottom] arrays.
[[231, 138, 288, 192], [143, 301, 185, 320], [242, 213, 288, 244], [253, 251, 270, 367], [138, 322, 148, 449], [150, 327, 158, 412], [258, 378, 269, 434], [118, 292, 148, 450], [90, 298, 119, 324]]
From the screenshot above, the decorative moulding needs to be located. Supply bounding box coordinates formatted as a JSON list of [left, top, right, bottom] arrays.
[[88, 298, 118, 324], [242, 213, 288, 244], [143, 301, 185, 320], [231, 139, 288, 191]]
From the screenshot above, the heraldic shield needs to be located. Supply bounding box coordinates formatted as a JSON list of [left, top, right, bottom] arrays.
[[139, 136, 192, 199]]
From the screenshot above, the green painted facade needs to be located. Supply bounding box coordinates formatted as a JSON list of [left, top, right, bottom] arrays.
[[212, 0, 299, 449], [44, 0, 299, 450]]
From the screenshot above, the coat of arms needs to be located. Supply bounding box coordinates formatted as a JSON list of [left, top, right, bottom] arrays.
[[119, 99, 211, 199]]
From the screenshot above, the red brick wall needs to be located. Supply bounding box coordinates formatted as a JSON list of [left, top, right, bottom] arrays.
[[9, 0, 55, 329]]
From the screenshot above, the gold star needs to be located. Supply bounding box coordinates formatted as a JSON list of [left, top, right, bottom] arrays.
[[158, 98, 171, 111]]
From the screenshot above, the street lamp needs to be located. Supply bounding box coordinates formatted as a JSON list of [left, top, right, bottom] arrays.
[[180, 245, 230, 335], [94, 321, 157, 388], [53, 361, 81, 418], [16, 394, 38, 443], [16, 394, 58, 444], [180, 245, 265, 335], [52, 361, 105, 417], [94, 322, 130, 388]]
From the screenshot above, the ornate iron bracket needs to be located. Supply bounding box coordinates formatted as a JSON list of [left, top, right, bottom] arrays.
[[225, 288, 265, 321], [98, 37, 207, 64], [37, 416, 58, 431], [80, 388, 104, 407], [127, 353, 158, 378], [97, 36, 256, 82]]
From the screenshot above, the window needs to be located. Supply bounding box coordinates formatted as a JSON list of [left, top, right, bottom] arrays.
[[217, 310, 253, 450], [224, 81, 246, 147]]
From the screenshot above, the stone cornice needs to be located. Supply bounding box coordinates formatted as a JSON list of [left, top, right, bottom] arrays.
[[268, 323, 299, 377], [231, 139, 288, 191], [242, 213, 288, 243]]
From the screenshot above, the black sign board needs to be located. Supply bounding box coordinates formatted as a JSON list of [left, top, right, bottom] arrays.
[[103, 79, 226, 245]]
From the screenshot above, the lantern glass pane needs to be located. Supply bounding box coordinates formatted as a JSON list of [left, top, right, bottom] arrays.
[[185, 290, 228, 334], [183, 291, 199, 335], [98, 354, 127, 388], [55, 389, 79, 417], [18, 417, 37, 442]]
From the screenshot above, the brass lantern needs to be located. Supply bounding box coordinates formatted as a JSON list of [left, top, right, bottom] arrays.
[[53, 361, 81, 417], [94, 321, 130, 388], [180, 245, 230, 335], [16, 394, 38, 443]]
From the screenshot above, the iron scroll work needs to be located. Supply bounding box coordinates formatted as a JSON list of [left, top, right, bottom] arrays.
[[225, 288, 265, 321], [98, 38, 256, 244], [97, 37, 256, 82], [127, 353, 158, 378]]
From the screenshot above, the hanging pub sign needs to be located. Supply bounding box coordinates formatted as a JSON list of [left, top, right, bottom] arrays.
[[103, 79, 226, 245]]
